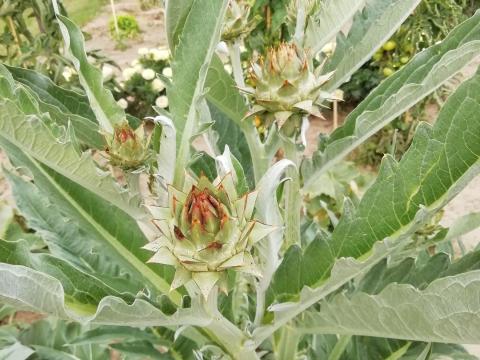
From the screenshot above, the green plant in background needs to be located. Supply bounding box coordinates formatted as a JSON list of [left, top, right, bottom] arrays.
[[0, 0, 69, 81], [115, 47, 171, 118], [0, 1, 480, 359], [343, 0, 468, 168], [109, 13, 140, 41]]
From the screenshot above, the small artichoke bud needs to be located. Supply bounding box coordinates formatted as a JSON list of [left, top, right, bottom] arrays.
[[222, 0, 260, 42], [242, 42, 334, 138], [144, 173, 275, 300], [106, 123, 152, 169]]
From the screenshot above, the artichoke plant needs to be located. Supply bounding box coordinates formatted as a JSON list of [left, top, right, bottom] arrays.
[[144, 168, 274, 299], [242, 42, 333, 138]]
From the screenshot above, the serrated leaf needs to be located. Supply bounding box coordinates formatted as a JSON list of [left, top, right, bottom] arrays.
[[52, 2, 126, 133], [0, 139, 178, 303], [0, 94, 142, 219], [254, 70, 480, 345], [168, 0, 228, 187], [2, 65, 103, 148], [322, 0, 422, 92], [303, 11, 480, 187], [0, 263, 209, 326], [299, 270, 480, 344]]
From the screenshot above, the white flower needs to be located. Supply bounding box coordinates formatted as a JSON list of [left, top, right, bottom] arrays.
[[62, 67, 75, 82], [150, 48, 170, 61], [134, 64, 143, 73], [87, 55, 96, 64], [142, 68, 156, 81], [216, 41, 229, 56], [162, 67, 172, 78], [122, 67, 136, 81], [138, 47, 149, 56], [224, 64, 233, 75], [102, 64, 114, 82], [155, 95, 169, 108], [131, 59, 139, 66], [152, 78, 165, 92], [117, 98, 128, 109]]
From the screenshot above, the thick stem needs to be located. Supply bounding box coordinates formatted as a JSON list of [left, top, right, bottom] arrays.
[[328, 335, 352, 360], [282, 138, 301, 248], [276, 325, 300, 360], [196, 286, 259, 360]]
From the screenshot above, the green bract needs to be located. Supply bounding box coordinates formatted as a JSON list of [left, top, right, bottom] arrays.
[[144, 172, 274, 299], [222, 0, 259, 42], [242, 42, 333, 137], [106, 123, 152, 169]]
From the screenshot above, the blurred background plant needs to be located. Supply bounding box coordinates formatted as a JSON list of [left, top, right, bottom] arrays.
[[109, 13, 140, 41], [114, 47, 171, 119], [139, 0, 162, 11]]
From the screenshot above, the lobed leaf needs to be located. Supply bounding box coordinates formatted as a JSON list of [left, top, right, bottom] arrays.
[[254, 69, 480, 344], [303, 11, 480, 188], [299, 271, 480, 344]]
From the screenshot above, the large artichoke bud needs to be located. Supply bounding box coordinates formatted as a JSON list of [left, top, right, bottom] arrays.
[[144, 173, 274, 299], [222, 0, 260, 42], [242, 43, 333, 137], [106, 123, 152, 169]]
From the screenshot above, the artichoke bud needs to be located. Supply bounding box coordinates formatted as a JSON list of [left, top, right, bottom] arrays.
[[144, 173, 276, 299], [242, 43, 334, 138], [106, 123, 152, 169], [222, 0, 260, 42]]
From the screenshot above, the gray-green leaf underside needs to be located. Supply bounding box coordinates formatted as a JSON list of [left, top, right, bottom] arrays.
[[299, 270, 480, 344]]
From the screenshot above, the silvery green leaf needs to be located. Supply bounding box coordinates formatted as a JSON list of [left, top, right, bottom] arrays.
[[0, 342, 34, 360], [0, 263, 209, 327], [254, 70, 480, 345], [303, 11, 480, 187], [52, 0, 126, 133], [304, 0, 366, 54], [322, 0, 422, 92], [298, 271, 480, 344], [169, 0, 229, 187]]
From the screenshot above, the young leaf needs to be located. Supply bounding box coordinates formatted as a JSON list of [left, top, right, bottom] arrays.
[[52, 0, 126, 133], [168, 0, 228, 187]]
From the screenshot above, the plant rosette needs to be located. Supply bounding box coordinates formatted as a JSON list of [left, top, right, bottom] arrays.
[[242, 42, 334, 138], [144, 173, 275, 299]]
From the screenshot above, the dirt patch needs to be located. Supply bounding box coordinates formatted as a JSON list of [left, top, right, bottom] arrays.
[[83, 0, 167, 69]]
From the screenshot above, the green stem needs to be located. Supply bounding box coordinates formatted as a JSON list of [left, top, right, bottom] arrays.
[[276, 325, 300, 360], [328, 335, 352, 360], [228, 40, 270, 184], [282, 138, 301, 247]]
